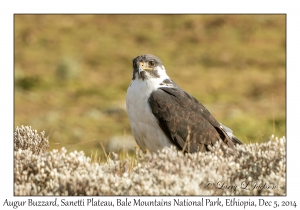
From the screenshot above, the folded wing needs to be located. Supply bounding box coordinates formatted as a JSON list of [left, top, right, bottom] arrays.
[[148, 87, 242, 153]]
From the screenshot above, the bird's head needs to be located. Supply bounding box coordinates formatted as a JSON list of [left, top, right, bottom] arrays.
[[132, 54, 168, 81]]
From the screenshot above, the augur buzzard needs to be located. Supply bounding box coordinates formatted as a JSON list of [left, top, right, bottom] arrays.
[[126, 54, 242, 153]]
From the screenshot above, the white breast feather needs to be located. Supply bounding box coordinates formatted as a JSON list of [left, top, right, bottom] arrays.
[[126, 70, 172, 152]]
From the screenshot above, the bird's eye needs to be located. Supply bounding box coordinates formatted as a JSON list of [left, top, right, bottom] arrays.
[[148, 60, 155, 67]]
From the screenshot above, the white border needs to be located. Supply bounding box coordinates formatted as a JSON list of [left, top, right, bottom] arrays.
[[1, 0, 299, 209]]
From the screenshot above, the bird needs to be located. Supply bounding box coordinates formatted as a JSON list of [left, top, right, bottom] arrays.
[[126, 54, 242, 153]]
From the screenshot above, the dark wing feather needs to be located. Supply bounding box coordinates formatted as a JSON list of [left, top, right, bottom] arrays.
[[148, 87, 237, 153]]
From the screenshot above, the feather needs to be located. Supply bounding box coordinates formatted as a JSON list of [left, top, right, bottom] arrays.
[[149, 87, 241, 153]]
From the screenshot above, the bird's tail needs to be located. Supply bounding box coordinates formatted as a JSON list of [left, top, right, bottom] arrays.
[[219, 123, 243, 146], [232, 135, 243, 145]]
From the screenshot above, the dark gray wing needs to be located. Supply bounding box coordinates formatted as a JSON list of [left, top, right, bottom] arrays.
[[148, 87, 241, 153]]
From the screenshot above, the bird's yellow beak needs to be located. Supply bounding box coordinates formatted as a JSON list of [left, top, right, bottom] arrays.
[[139, 62, 153, 71]]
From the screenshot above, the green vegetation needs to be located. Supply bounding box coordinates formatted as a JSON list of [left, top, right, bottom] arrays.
[[14, 15, 286, 157]]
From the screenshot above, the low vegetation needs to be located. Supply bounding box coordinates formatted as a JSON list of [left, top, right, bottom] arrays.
[[14, 126, 286, 196]]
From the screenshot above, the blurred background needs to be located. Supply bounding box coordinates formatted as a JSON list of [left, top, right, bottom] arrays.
[[14, 15, 286, 157]]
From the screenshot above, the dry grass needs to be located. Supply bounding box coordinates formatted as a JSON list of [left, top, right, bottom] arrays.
[[14, 126, 286, 196]]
